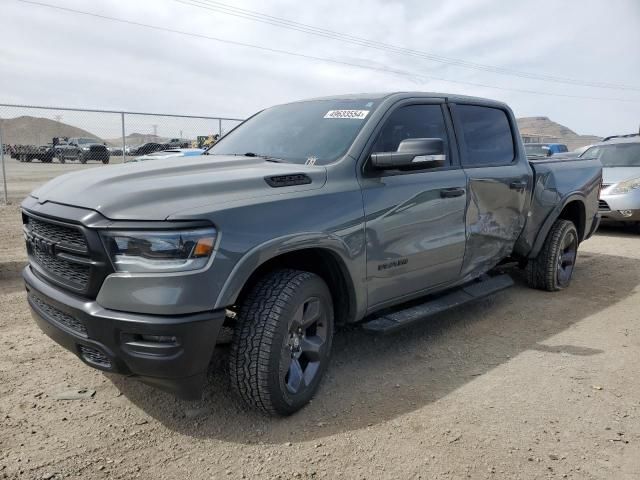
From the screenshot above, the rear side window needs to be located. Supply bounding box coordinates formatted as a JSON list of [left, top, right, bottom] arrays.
[[456, 105, 514, 166]]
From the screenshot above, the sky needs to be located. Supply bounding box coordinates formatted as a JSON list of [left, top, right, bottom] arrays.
[[1, 0, 639, 138]]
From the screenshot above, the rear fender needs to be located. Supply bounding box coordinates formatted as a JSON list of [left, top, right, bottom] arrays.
[[529, 193, 586, 259]]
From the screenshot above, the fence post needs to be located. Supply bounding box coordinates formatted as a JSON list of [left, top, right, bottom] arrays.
[[121, 112, 126, 163], [0, 118, 8, 204]]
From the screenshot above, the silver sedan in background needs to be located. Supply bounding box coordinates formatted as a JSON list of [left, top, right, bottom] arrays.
[[581, 135, 640, 227]]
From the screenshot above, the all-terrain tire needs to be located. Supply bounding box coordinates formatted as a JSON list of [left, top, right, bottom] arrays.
[[229, 269, 334, 416], [526, 219, 579, 291]]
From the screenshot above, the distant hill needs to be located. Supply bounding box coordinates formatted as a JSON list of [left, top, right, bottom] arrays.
[[516, 116, 601, 151], [0, 116, 102, 145]]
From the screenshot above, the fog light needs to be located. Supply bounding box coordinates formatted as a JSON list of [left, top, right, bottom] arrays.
[[140, 334, 177, 343], [618, 209, 633, 217]]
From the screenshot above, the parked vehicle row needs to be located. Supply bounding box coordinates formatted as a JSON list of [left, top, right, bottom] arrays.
[[6, 138, 110, 164], [21, 92, 602, 416], [10, 144, 56, 163]]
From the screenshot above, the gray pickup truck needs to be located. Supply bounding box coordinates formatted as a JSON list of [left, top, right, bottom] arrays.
[[22, 93, 601, 415]]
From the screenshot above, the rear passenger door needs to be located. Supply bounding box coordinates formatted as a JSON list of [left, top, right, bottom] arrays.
[[450, 103, 532, 280]]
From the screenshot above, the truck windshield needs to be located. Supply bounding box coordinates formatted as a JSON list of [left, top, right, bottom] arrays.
[[78, 138, 98, 144], [581, 143, 640, 167], [208, 99, 380, 165]]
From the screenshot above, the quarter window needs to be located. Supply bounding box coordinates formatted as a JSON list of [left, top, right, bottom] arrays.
[[457, 105, 514, 166]]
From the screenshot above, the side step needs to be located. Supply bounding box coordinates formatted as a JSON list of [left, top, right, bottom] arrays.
[[362, 274, 514, 334]]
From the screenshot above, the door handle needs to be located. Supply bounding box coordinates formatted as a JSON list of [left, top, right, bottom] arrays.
[[509, 180, 527, 191], [440, 187, 465, 198]]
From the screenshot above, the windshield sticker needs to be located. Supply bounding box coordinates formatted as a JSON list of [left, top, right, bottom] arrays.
[[324, 109, 369, 120], [305, 157, 317, 166]]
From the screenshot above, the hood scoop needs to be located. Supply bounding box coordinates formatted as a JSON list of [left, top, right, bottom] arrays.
[[264, 173, 312, 188]]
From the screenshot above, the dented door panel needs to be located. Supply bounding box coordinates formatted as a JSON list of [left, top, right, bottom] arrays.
[[460, 165, 531, 280]]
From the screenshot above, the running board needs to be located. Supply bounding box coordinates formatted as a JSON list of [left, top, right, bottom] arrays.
[[362, 274, 514, 334]]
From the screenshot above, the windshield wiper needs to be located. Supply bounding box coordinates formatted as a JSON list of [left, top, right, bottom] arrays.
[[205, 152, 286, 162], [243, 152, 284, 163]]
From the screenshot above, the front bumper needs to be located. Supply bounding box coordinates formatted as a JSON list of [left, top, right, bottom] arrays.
[[599, 190, 640, 223], [24, 265, 225, 399], [598, 206, 640, 223]]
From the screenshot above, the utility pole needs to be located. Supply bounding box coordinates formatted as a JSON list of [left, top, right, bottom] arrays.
[[54, 114, 63, 136]]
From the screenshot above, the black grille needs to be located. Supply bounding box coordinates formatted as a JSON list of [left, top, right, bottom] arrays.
[[29, 293, 87, 337], [79, 345, 112, 368], [599, 200, 610, 211], [26, 216, 87, 251], [33, 245, 90, 288]]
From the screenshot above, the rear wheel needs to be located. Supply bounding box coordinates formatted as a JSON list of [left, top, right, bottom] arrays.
[[229, 269, 334, 416], [102, 155, 110, 164], [526, 219, 578, 291]]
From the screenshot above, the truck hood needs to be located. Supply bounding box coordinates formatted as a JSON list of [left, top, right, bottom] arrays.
[[602, 167, 640, 185], [30, 155, 327, 220]]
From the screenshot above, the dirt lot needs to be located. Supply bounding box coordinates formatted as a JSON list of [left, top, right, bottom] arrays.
[[0, 164, 638, 479]]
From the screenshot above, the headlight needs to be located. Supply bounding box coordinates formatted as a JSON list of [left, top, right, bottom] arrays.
[[610, 177, 640, 195], [82, 146, 90, 151], [100, 228, 217, 273]]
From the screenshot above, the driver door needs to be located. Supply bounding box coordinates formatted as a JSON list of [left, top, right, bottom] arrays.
[[359, 101, 467, 310]]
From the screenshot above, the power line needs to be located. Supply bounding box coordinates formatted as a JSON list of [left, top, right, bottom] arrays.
[[13, 0, 640, 104], [174, 0, 640, 93]]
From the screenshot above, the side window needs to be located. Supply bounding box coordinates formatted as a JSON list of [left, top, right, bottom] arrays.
[[456, 105, 514, 166], [372, 105, 449, 160]]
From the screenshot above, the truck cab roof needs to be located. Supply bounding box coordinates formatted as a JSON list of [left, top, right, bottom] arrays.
[[290, 91, 510, 109]]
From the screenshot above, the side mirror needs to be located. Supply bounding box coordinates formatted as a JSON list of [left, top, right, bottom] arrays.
[[371, 138, 445, 170]]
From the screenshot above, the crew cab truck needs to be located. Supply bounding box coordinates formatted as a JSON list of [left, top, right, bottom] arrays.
[[55, 138, 110, 164], [22, 93, 601, 416]]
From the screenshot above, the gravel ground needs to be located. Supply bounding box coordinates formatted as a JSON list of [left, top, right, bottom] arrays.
[[0, 169, 638, 479]]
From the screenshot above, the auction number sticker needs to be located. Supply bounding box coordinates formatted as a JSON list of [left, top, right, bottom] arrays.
[[324, 109, 370, 120]]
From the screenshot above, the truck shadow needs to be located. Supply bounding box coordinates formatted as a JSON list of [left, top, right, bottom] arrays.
[[110, 250, 639, 444]]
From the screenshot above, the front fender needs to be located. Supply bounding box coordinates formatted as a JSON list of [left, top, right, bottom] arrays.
[[214, 232, 367, 321]]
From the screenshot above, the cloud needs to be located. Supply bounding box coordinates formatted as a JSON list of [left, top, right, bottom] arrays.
[[1, 0, 639, 136]]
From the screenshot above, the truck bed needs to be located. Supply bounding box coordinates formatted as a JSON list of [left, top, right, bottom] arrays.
[[514, 156, 602, 258]]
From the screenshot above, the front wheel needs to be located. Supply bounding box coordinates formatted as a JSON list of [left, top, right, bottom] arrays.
[[229, 269, 334, 416], [526, 219, 579, 291]]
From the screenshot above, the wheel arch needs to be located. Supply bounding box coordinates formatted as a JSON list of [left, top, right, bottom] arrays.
[[215, 234, 364, 325], [529, 194, 586, 259]]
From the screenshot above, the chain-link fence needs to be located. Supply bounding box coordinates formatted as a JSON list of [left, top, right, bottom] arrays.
[[0, 104, 244, 203]]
